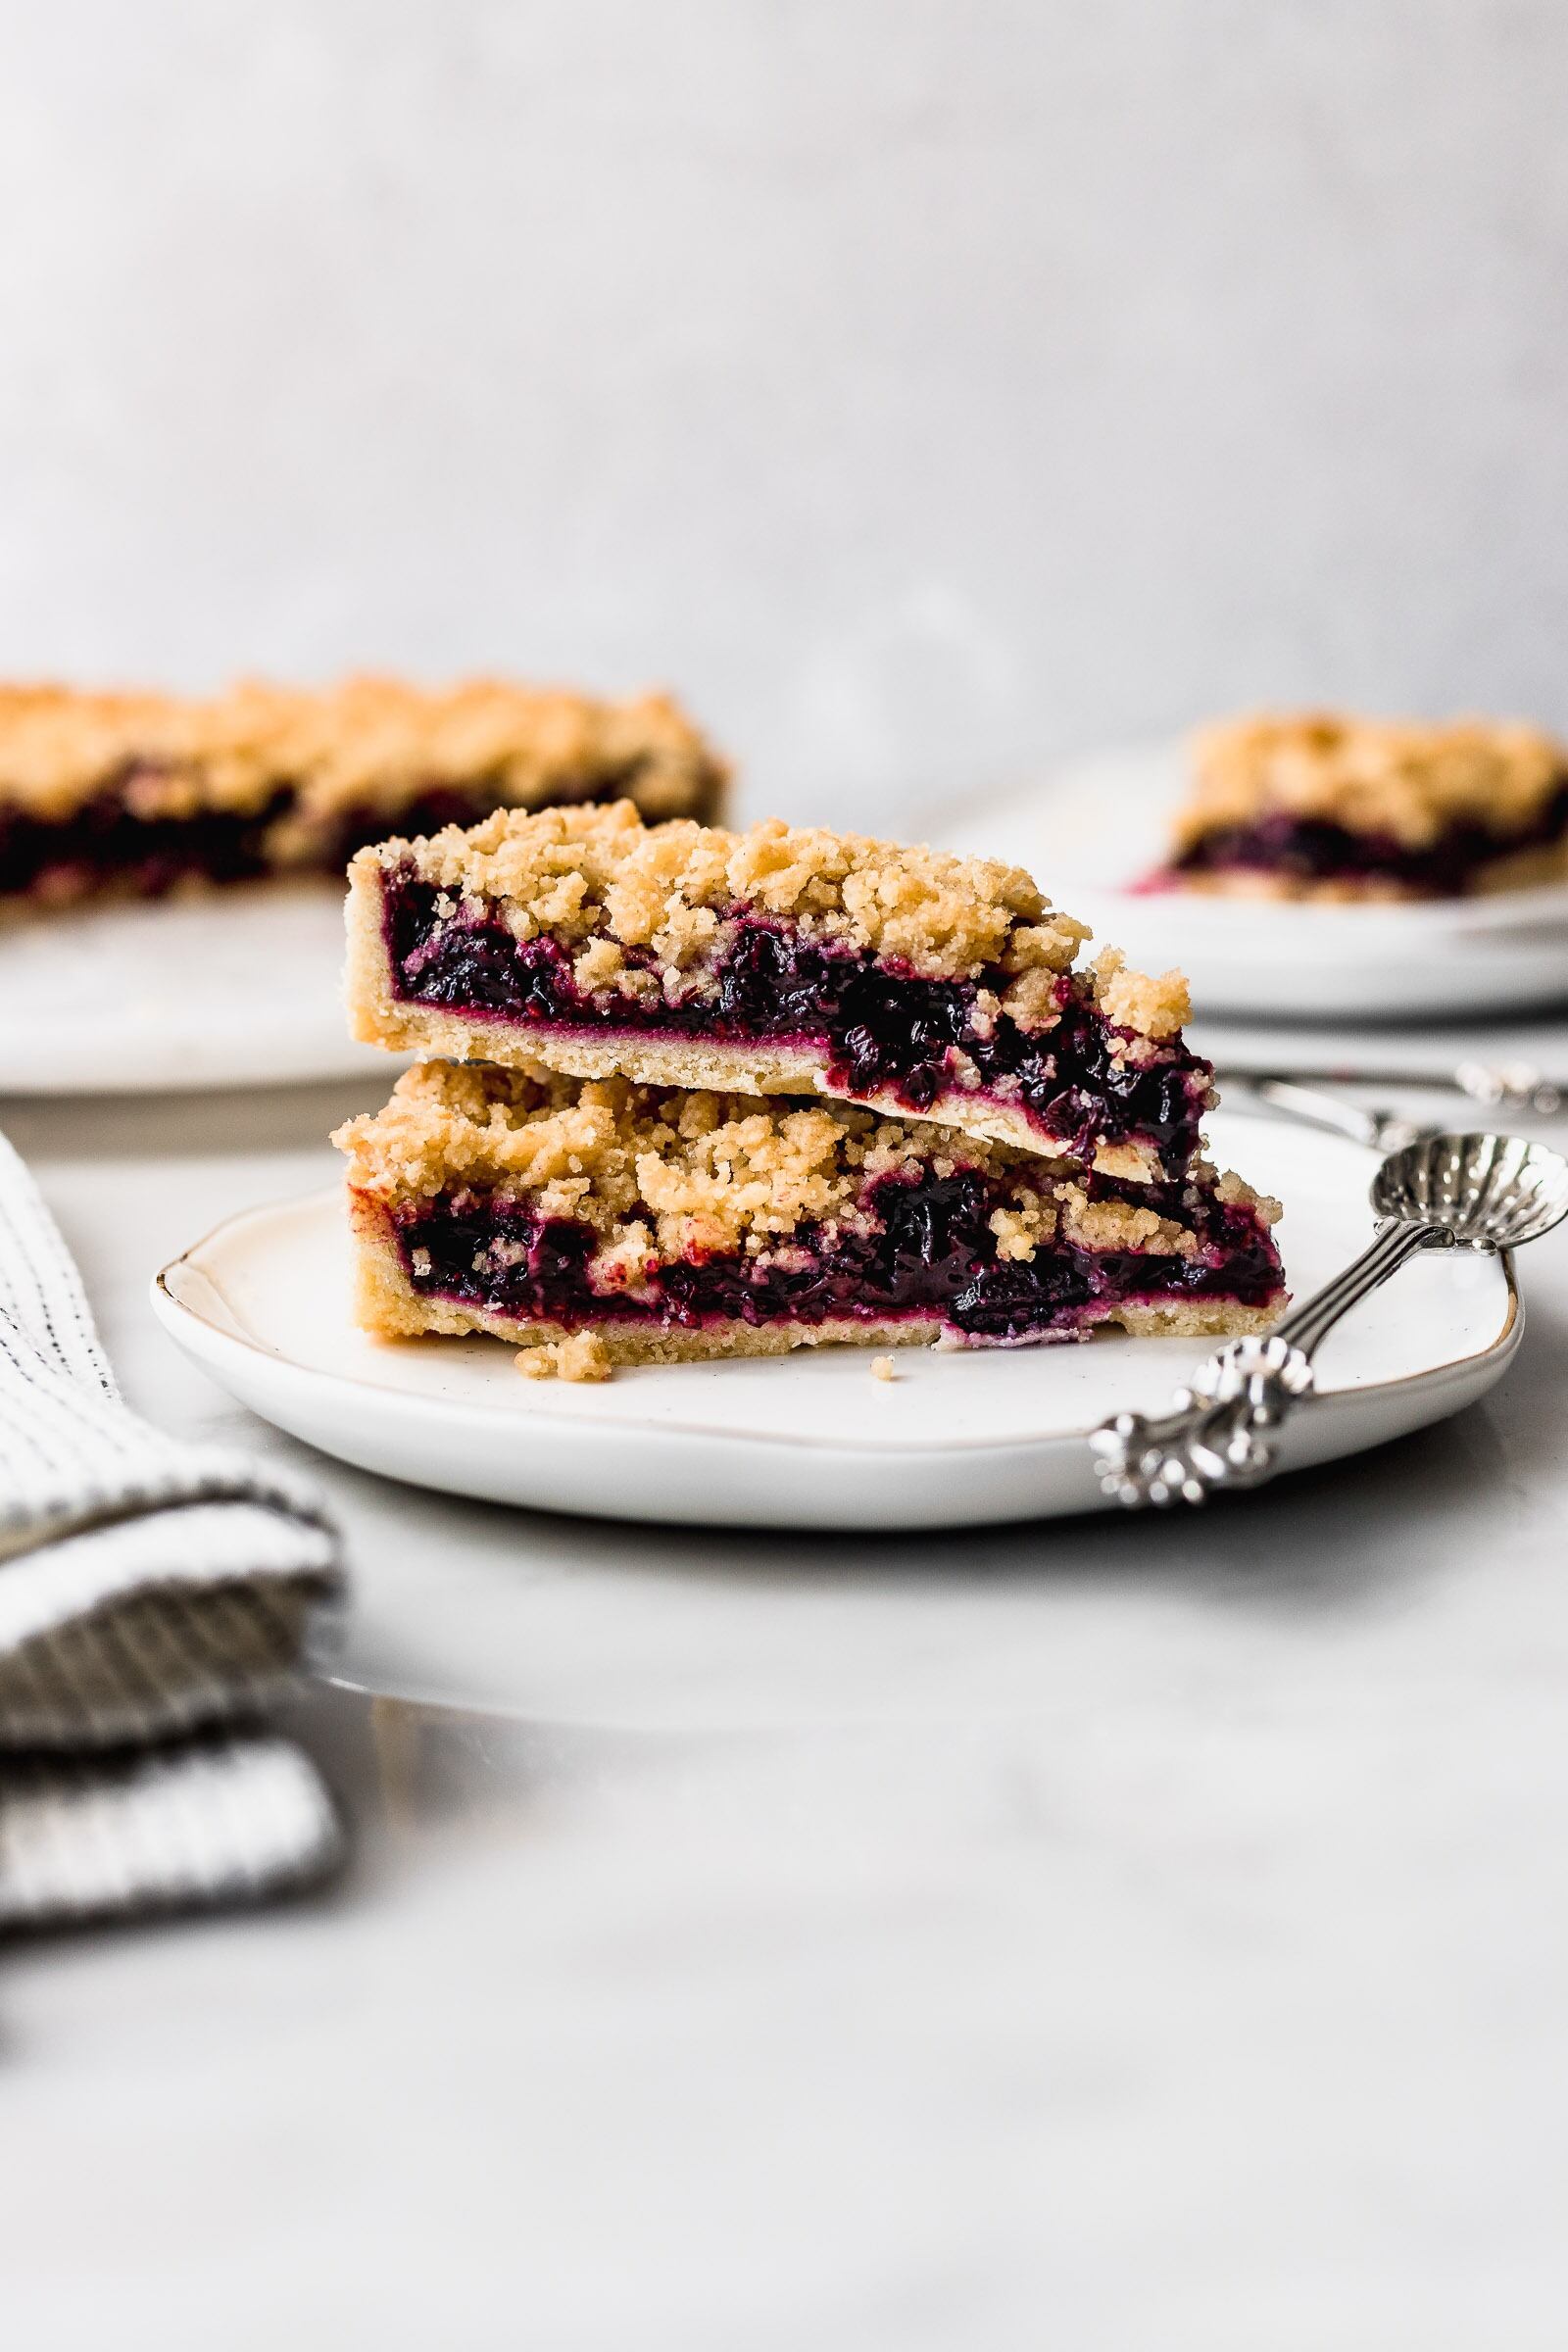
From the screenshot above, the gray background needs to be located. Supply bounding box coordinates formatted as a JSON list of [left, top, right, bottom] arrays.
[[3, 0, 1566, 826]]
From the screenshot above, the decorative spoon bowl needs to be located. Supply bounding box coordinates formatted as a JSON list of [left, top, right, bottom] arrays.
[[1092, 1132, 1568, 1509], [1368, 1131, 1568, 1247]]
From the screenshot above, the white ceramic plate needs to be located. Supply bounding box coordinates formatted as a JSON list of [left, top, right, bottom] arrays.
[[151, 1110, 1519, 1532], [0, 884, 390, 1094], [942, 743, 1568, 1022]]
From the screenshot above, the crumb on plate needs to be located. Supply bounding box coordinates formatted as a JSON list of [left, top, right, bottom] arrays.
[[514, 1333, 612, 1383]]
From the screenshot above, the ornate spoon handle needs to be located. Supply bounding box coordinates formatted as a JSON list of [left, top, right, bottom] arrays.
[[1089, 1220, 1453, 1508]]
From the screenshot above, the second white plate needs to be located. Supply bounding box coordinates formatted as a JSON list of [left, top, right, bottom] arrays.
[[150, 1111, 1519, 1532], [945, 742, 1568, 1021], [0, 884, 389, 1094]]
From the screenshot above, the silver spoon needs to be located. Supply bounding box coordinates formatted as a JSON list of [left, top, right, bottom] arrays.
[[1216, 1057, 1568, 1160], [1090, 1133, 1568, 1509]]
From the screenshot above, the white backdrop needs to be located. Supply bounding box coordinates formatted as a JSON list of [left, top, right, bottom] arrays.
[[4, 0, 1567, 826]]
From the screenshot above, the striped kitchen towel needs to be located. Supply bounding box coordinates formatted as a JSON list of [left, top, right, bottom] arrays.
[[0, 1129, 345, 1931]]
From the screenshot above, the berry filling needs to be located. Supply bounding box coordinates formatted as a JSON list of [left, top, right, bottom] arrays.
[[381, 875, 1212, 1173], [0, 773, 664, 903], [1164, 786, 1568, 895], [389, 1164, 1282, 1347], [0, 783, 296, 903]]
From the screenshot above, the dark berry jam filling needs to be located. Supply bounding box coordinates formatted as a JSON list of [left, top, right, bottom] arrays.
[[381, 874, 1213, 1174], [1167, 784, 1568, 896], [0, 782, 296, 902], [391, 1165, 1282, 1347], [0, 771, 665, 902]]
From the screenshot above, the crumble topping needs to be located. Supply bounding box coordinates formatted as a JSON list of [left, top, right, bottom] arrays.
[[335, 1061, 1279, 1274], [365, 801, 1095, 987], [1215, 1167, 1281, 1221], [0, 676, 726, 828], [987, 1196, 1056, 1259], [1057, 1185, 1194, 1259], [997, 966, 1064, 1035], [1179, 713, 1568, 852], [1090, 948, 1189, 1043]]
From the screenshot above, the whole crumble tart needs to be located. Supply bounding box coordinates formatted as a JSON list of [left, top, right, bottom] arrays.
[[1159, 712, 1568, 900], [332, 1061, 1286, 1374], [0, 676, 727, 907], [346, 801, 1213, 1179]]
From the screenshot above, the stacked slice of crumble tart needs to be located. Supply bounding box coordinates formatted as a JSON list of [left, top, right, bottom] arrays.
[[338, 803, 1287, 1376], [347, 801, 1213, 1180], [333, 1064, 1285, 1379]]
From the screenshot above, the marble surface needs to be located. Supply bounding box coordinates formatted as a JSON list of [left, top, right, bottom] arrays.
[[5, 1033, 1568, 2348]]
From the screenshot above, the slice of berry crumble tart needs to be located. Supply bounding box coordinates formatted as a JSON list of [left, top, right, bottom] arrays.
[[0, 677, 727, 908], [332, 1062, 1286, 1378], [346, 802, 1214, 1181], [1158, 712, 1568, 901]]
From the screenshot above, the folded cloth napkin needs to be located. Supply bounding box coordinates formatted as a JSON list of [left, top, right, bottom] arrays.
[[0, 1130, 345, 1931]]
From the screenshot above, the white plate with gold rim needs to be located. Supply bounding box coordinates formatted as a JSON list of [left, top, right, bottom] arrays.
[[149, 1111, 1520, 1532]]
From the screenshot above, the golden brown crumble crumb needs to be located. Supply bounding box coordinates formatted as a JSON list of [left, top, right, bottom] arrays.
[[998, 966, 1064, 1035], [559, 1332, 611, 1382], [1001, 919, 1091, 975], [1178, 712, 1567, 852], [514, 1333, 612, 1382], [1092, 1142, 1157, 1184], [1058, 1184, 1196, 1259], [1215, 1166, 1282, 1224], [366, 801, 1098, 988], [570, 935, 629, 995], [869, 1354, 897, 1382], [1091, 949, 1190, 1043], [987, 1193, 1057, 1259]]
